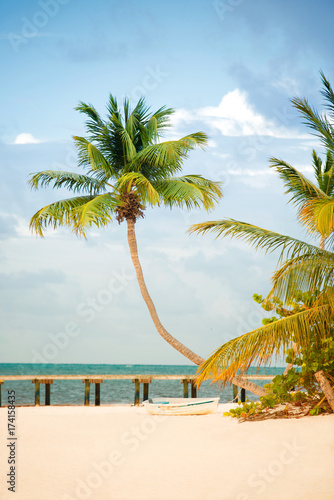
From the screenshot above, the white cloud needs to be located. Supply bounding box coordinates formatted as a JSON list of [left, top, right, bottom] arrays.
[[271, 77, 300, 95], [14, 133, 42, 145], [171, 89, 311, 139]]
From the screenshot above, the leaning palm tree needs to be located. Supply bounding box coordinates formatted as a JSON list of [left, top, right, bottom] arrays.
[[189, 74, 334, 386], [29, 96, 266, 397], [29, 95, 223, 366]]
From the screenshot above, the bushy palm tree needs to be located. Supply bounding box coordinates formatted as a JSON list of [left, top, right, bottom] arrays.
[[29, 95, 223, 365], [270, 149, 334, 249], [189, 74, 334, 386]]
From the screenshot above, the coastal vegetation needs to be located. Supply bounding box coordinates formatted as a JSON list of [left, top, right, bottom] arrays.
[[191, 72, 334, 418]]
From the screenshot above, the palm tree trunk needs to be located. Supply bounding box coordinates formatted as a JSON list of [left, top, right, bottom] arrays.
[[320, 236, 326, 250], [314, 370, 334, 412], [127, 219, 204, 364], [126, 219, 266, 397]]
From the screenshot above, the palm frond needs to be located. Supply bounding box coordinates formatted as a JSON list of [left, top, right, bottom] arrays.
[[189, 219, 320, 261], [312, 149, 323, 178], [119, 127, 137, 162], [320, 70, 334, 121], [132, 133, 208, 176], [73, 137, 117, 180], [291, 97, 334, 154], [269, 157, 325, 207], [74, 102, 104, 139], [71, 193, 119, 236], [106, 94, 120, 123], [321, 151, 334, 194], [196, 296, 334, 386], [116, 172, 160, 205], [28, 170, 106, 194], [132, 96, 151, 123], [270, 252, 334, 300], [156, 175, 222, 211], [300, 197, 334, 240], [149, 106, 174, 133], [29, 195, 96, 237]]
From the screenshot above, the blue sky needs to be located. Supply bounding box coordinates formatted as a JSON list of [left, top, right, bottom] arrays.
[[1, 0, 334, 365]]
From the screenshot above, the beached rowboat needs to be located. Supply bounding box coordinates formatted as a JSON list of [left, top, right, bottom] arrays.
[[142, 397, 220, 415]]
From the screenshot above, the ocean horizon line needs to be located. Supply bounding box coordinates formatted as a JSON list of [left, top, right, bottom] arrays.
[[0, 362, 286, 368]]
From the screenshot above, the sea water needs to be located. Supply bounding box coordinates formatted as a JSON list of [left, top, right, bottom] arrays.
[[0, 364, 284, 406]]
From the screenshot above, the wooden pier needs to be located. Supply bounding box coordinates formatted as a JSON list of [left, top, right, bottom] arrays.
[[0, 374, 274, 406]]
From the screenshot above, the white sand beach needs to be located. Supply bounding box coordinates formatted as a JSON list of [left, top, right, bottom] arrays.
[[0, 404, 333, 500]]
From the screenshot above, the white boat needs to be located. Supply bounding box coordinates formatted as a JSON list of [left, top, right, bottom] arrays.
[[142, 397, 220, 416]]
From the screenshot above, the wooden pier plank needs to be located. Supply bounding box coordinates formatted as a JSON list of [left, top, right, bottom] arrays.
[[0, 374, 274, 381], [1, 374, 274, 406]]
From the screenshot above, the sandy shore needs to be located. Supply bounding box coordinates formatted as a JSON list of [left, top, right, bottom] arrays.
[[0, 403, 333, 500]]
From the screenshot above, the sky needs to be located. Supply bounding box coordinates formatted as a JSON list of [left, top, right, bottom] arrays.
[[1, 0, 334, 365]]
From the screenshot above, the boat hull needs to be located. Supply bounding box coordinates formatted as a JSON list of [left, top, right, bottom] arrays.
[[142, 397, 220, 416]]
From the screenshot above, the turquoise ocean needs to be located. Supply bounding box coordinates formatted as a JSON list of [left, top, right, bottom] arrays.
[[0, 364, 284, 406]]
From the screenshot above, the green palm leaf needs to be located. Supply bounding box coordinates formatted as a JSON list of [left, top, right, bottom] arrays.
[[300, 197, 334, 239], [131, 133, 208, 176], [189, 219, 319, 261], [196, 294, 334, 386], [271, 252, 334, 300], [156, 175, 222, 211], [71, 193, 119, 236], [116, 172, 160, 205], [30, 195, 96, 236], [29, 170, 106, 194], [320, 151, 334, 194], [291, 74, 334, 154], [73, 137, 117, 179], [320, 70, 334, 121], [269, 157, 325, 206]]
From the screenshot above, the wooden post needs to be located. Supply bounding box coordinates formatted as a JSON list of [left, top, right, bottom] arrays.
[[241, 388, 246, 403], [133, 379, 140, 406], [181, 379, 189, 398], [45, 384, 51, 405], [83, 380, 90, 406], [233, 384, 238, 402], [37, 380, 53, 406], [33, 380, 40, 406], [191, 382, 197, 398], [94, 380, 103, 406], [0, 380, 3, 407], [140, 378, 151, 402], [143, 383, 149, 401]]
